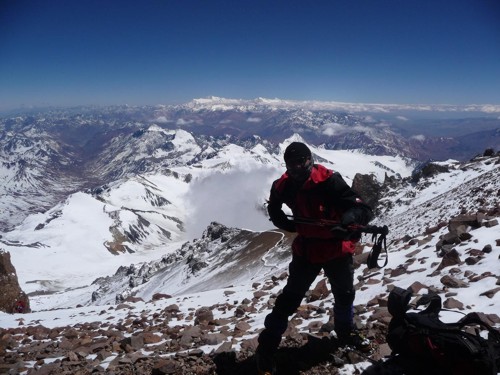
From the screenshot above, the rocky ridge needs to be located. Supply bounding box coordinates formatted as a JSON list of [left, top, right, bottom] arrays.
[[1, 209, 498, 374]]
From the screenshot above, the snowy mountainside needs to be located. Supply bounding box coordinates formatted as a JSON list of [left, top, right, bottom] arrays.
[[0, 126, 85, 231], [1, 100, 498, 228], [85, 154, 500, 318], [376, 155, 500, 239], [2, 137, 413, 305], [91, 223, 294, 306], [87, 126, 204, 181]]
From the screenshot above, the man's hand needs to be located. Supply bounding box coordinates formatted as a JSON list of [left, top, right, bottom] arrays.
[[340, 210, 357, 227], [330, 225, 358, 240], [334, 209, 363, 240]]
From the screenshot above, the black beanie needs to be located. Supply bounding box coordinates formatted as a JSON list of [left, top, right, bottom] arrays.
[[284, 142, 312, 162]]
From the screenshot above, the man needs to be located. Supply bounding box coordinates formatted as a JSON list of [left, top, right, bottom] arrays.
[[256, 142, 374, 374]]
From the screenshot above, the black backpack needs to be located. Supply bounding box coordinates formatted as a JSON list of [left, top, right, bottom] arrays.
[[386, 286, 500, 375]]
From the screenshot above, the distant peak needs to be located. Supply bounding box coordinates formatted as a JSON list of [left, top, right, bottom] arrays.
[[185, 97, 500, 114]]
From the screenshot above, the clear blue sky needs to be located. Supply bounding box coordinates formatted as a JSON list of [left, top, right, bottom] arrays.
[[1, 0, 499, 110]]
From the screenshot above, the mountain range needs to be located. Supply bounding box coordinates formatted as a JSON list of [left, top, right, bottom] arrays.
[[0, 98, 499, 374], [1, 98, 499, 232]]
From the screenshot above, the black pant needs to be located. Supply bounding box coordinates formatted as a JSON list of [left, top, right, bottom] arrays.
[[257, 254, 355, 353]]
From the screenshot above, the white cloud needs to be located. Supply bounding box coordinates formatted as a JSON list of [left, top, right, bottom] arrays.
[[247, 117, 262, 123], [352, 124, 372, 134], [322, 122, 346, 136], [396, 116, 409, 121], [322, 122, 374, 136], [154, 116, 171, 124], [184, 167, 277, 238], [177, 118, 194, 125], [411, 134, 426, 141]]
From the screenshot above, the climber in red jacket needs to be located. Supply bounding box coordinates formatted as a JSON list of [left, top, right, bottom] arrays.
[[256, 142, 374, 374]]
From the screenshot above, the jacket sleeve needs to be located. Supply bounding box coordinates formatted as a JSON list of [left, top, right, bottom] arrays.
[[267, 181, 297, 232], [326, 172, 374, 225]]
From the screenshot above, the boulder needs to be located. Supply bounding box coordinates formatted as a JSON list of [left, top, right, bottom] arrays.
[[437, 249, 461, 270], [0, 250, 30, 313], [351, 173, 381, 208]]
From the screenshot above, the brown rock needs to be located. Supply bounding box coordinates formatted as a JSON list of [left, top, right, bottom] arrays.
[[163, 304, 180, 313], [483, 219, 499, 228], [480, 287, 500, 299], [352, 173, 381, 208], [408, 281, 428, 294], [308, 278, 330, 302], [214, 341, 233, 354], [390, 265, 407, 278], [253, 291, 268, 299], [234, 321, 251, 333], [437, 249, 461, 270], [440, 275, 468, 288], [152, 293, 172, 301], [443, 297, 464, 310], [152, 359, 179, 374], [0, 250, 30, 314], [194, 307, 214, 325], [142, 332, 162, 344], [448, 214, 481, 232], [179, 326, 202, 347]]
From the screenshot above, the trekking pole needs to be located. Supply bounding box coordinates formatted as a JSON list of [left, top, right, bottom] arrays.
[[286, 215, 388, 235], [285, 215, 389, 269]]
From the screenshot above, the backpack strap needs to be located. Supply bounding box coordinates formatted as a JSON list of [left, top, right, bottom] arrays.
[[454, 313, 500, 339], [416, 293, 442, 315], [366, 227, 389, 269], [388, 286, 412, 319]]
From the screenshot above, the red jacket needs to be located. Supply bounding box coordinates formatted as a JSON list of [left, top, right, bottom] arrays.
[[267, 164, 372, 263]]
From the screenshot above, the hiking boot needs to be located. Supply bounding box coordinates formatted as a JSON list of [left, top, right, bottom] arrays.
[[256, 350, 276, 375], [337, 330, 372, 352]]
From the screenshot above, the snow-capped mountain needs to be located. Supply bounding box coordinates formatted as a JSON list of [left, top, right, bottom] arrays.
[[1, 99, 498, 231], [1, 134, 413, 300]]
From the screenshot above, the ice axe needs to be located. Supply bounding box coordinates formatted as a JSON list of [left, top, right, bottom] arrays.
[[286, 215, 389, 269]]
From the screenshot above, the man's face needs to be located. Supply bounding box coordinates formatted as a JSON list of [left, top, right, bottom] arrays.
[[286, 156, 312, 182]]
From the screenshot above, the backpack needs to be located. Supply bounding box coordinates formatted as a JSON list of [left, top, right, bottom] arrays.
[[386, 286, 500, 375]]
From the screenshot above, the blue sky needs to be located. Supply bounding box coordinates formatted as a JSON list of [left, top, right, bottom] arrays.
[[1, 0, 499, 110]]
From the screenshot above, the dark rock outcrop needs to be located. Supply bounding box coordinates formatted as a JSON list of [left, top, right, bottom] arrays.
[[411, 161, 449, 183], [0, 249, 30, 314], [352, 173, 381, 208]]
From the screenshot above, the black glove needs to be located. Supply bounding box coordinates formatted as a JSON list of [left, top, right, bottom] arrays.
[[330, 225, 351, 240], [334, 209, 363, 240], [341, 210, 358, 228]]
